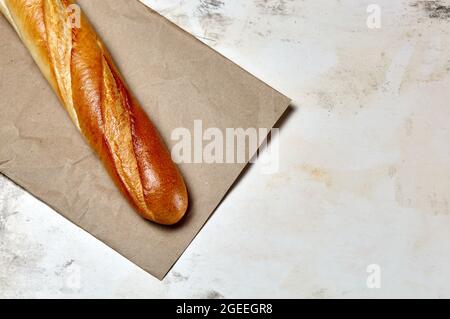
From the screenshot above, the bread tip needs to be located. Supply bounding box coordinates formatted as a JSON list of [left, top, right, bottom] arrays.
[[145, 189, 189, 226]]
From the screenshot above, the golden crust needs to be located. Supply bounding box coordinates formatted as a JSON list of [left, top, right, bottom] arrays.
[[1, 0, 188, 225]]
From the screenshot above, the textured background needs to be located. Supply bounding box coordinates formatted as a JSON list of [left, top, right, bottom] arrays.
[[2, 0, 450, 298]]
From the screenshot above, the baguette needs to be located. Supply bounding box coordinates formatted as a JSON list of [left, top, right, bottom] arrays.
[[0, 0, 188, 225]]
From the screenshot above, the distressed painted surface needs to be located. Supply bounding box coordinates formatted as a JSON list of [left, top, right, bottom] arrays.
[[1, 0, 450, 297]]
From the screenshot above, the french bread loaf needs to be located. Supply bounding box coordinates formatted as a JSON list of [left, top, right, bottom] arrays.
[[0, 0, 189, 225]]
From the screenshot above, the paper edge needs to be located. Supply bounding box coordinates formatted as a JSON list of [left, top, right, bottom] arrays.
[[135, 0, 292, 105]]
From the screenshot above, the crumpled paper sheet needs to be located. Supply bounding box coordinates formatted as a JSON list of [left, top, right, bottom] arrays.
[[0, 0, 290, 279]]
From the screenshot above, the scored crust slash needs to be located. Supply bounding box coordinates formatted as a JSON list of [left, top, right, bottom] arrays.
[[0, 0, 189, 225]]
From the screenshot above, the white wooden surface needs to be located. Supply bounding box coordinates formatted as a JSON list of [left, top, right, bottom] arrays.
[[1, 0, 450, 298]]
